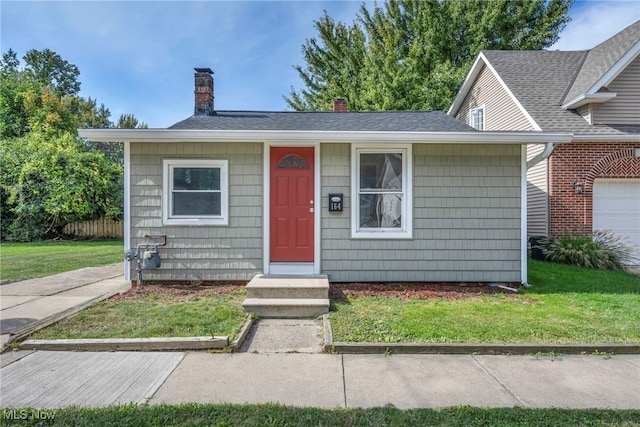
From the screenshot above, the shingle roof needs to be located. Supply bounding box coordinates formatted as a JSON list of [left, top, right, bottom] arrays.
[[468, 20, 640, 136], [480, 19, 640, 136], [563, 20, 640, 104], [482, 50, 597, 132], [169, 110, 477, 133]]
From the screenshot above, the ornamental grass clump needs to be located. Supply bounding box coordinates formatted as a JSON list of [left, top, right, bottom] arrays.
[[543, 230, 634, 271]]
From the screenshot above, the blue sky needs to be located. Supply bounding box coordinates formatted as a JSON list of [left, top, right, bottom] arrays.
[[2, 1, 639, 128]]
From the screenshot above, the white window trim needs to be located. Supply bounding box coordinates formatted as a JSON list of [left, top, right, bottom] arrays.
[[470, 106, 485, 130], [162, 159, 229, 226], [351, 144, 412, 239]]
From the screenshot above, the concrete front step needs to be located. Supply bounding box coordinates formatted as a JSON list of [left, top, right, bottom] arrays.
[[242, 274, 330, 318], [242, 298, 330, 318], [245, 275, 329, 299]]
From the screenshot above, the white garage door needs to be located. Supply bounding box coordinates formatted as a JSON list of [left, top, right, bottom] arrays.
[[593, 179, 640, 265]]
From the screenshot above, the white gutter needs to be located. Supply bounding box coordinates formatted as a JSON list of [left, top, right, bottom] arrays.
[[521, 145, 529, 286], [571, 133, 640, 143], [79, 128, 572, 145], [526, 142, 555, 169]]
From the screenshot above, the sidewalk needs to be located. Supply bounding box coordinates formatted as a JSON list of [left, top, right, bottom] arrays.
[[2, 349, 639, 409], [0, 264, 129, 350], [0, 266, 639, 410]]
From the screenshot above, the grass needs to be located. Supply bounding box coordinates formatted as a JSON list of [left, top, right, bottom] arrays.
[[0, 240, 123, 281], [1, 404, 639, 426], [29, 289, 247, 340], [329, 260, 640, 344]]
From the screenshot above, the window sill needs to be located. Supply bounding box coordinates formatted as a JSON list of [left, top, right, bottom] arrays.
[[351, 230, 413, 240], [163, 218, 228, 226]]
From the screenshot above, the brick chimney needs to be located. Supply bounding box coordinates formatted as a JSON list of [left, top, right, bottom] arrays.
[[333, 98, 348, 112], [194, 67, 214, 116]]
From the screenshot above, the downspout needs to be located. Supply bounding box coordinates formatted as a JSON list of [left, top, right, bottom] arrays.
[[527, 142, 554, 169], [123, 141, 131, 281], [521, 142, 555, 287]]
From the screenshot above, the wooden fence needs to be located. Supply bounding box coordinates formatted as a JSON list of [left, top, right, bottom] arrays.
[[63, 219, 124, 239]]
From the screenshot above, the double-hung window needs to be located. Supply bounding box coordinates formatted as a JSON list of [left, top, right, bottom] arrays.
[[470, 106, 485, 130], [352, 145, 412, 239], [163, 159, 228, 225]]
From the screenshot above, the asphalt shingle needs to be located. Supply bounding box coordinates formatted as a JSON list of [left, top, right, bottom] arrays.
[[481, 21, 640, 137], [169, 110, 477, 133], [563, 20, 640, 104]]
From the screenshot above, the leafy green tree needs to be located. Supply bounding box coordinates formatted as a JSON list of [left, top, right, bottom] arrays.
[[22, 48, 81, 96], [1, 132, 123, 240], [0, 48, 144, 241], [286, 0, 573, 111]]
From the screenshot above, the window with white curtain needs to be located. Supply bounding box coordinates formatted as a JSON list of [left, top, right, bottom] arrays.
[[352, 145, 412, 239]]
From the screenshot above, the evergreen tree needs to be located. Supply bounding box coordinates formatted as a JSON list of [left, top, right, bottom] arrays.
[[286, 0, 572, 111]]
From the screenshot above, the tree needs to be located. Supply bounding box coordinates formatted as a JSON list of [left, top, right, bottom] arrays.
[[0, 48, 145, 240], [116, 113, 148, 129], [286, 0, 573, 111], [22, 48, 81, 96], [1, 131, 123, 240], [84, 114, 148, 164]]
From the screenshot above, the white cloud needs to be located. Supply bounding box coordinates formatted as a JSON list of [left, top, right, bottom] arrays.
[[551, 1, 639, 50]]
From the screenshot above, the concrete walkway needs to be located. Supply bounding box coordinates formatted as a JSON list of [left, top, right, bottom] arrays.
[[2, 349, 639, 409], [1, 265, 639, 410], [0, 264, 129, 350]]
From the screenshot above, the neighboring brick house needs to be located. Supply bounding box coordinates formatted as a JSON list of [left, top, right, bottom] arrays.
[[449, 20, 640, 264]]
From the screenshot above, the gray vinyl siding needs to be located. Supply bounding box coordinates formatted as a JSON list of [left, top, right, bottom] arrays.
[[455, 65, 534, 131], [526, 145, 549, 238], [455, 63, 548, 239], [577, 105, 592, 125], [129, 142, 263, 281], [320, 143, 522, 283], [593, 55, 640, 125]]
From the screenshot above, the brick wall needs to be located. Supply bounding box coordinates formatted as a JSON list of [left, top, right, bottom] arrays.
[[549, 142, 640, 236]]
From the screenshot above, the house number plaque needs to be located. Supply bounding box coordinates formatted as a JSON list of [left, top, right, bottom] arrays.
[[328, 193, 343, 212]]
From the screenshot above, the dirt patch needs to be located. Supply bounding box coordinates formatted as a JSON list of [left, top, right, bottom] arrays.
[[110, 282, 246, 302], [330, 282, 518, 302], [110, 281, 518, 303]]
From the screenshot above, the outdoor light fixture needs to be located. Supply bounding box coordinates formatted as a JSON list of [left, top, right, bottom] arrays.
[[573, 180, 584, 194]]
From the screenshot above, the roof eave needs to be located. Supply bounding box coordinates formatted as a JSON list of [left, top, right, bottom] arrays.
[[78, 128, 572, 145], [571, 133, 640, 142], [561, 92, 617, 109], [447, 53, 487, 116]]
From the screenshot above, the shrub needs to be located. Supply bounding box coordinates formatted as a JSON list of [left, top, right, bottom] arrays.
[[543, 230, 635, 271]]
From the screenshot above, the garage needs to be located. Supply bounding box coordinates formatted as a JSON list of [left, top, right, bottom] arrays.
[[593, 179, 640, 265]]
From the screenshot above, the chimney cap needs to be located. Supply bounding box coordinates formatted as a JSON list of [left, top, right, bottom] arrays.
[[194, 67, 214, 74]]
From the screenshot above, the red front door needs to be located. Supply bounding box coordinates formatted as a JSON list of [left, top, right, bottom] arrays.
[[270, 147, 314, 262]]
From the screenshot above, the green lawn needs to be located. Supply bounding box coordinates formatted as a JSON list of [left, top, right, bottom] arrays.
[[329, 260, 640, 344], [0, 240, 124, 282], [30, 288, 247, 340], [1, 404, 638, 427]]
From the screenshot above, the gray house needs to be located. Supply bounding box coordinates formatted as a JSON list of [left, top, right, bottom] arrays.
[[81, 68, 570, 287]]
